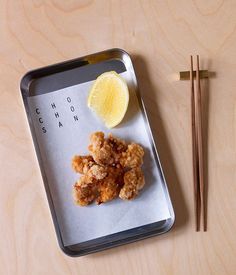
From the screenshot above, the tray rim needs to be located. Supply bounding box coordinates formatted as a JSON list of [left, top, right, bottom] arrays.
[[20, 48, 175, 257]]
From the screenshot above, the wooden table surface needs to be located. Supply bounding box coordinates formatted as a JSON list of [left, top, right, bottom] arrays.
[[1, 1, 236, 274]]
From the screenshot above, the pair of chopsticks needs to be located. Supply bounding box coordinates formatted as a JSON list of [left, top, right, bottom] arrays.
[[190, 55, 206, 231]]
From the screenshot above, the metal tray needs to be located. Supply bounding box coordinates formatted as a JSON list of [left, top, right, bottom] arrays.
[[20, 48, 175, 257]]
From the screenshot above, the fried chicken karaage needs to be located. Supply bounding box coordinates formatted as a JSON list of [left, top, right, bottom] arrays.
[[72, 155, 95, 174], [119, 168, 145, 200], [96, 167, 124, 204], [88, 132, 127, 166], [120, 143, 144, 168], [72, 132, 145, 206], [73, 176, 97, 206]]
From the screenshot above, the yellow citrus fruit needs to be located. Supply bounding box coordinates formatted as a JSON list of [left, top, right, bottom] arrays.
[[87, 71, 129, 128]]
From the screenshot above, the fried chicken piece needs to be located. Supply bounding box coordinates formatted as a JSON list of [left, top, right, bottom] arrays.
[[86, 164, 107, 181], [107, 133, 127, 153], [72, 155, 95, 174], [96, 167, 124, 204], [93, 141, 114, 165], [96, 178, 119, 204], [73, 176, 98, 206], [120, 143, 144, 168], [72, 132, 145, 206], [119, 168, 145, 200], [88, 132, 113, 165], [88, 132, 105, 151], [73, 166, 123, 205], [73, 165, 108, 206], [107, 133, 127, 164], [88, 132, 127, 166]]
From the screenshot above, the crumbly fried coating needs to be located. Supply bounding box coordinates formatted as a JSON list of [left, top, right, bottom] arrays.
[[92, 142, 114, 165], [72, 155, 95, 174], [72, 132, 145, 206], [88, 132, 113, 165], [73, 176, 97, 206], [107, 133, 127, 153], [73, 167, 123, 206], [96, 167, 124, 204], [88, 132, 127, 166], [97, 178, 119, 204], [119, 168, 145, 200], [86, 164, 107, 181], [120, 143, 144, 168], [88, 132, 104, 151]]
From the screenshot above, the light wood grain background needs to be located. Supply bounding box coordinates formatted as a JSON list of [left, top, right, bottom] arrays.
[[1, 0, 236, 274]]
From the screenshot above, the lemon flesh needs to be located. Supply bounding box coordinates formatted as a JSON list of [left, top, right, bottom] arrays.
[[87, 71, 129, 128]]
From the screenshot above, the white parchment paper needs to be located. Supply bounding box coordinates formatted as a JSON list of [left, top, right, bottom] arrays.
[[27, 71, 171, 246]]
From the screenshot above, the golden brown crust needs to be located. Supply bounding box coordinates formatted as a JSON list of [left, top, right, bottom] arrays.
[[96, 179, 119, 204], [107, 133, 127, 154], [72, 155, 95, 174], [119, 168, 145, 200], [96, 167, 124, 204], [86, 165, 107, 181], [72, 132, 145, 206], [88, 132, 113, 165], [120, 143, 144, 168], [88, 132, 127, 166], [73, 176, 97, 206]]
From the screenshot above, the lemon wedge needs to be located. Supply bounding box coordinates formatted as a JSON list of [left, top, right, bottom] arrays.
[[88, 71, 129, 128]]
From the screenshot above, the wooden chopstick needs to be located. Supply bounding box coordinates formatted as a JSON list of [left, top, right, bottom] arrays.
[[196, 55, 206, 231], [190, 55, 206, 231], [190, 56, 200, 231]]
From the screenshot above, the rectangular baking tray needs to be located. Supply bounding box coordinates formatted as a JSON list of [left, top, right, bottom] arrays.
[[20, 48, 175, 257]]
